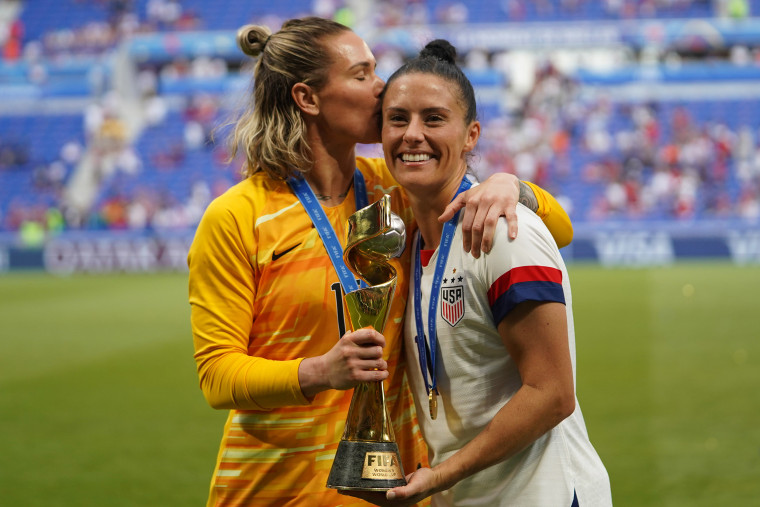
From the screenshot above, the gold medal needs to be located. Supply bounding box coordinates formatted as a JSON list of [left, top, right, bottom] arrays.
[[429, 390, 438, 420]]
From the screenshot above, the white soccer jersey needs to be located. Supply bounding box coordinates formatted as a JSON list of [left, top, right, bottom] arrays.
[[403, 202, 612, 507]]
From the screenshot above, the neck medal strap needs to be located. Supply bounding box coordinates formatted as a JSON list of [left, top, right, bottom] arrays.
[[413, 177, 472, 420], [288, 169, 368, 296]]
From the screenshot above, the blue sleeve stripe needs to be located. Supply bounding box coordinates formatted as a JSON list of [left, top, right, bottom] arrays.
[[490, 281, 566, 324]]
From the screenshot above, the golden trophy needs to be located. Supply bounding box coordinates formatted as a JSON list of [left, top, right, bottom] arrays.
[[326, 194, 407, 491]]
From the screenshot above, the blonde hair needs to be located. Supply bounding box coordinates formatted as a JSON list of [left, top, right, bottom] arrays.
[[227, 17, 351, 179]]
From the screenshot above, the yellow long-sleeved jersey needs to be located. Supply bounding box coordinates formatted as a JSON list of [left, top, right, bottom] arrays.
[[188, 158, 572, 506], [524, 180, 573, 248]]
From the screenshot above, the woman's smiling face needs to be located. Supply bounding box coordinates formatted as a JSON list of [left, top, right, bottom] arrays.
[[381, 72, 480, 199]]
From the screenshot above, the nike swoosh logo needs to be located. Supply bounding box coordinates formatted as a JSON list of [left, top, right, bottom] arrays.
[[272, 243, 301, 261]]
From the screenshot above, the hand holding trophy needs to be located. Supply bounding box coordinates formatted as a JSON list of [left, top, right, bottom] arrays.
[[327, 194, 408, 491]]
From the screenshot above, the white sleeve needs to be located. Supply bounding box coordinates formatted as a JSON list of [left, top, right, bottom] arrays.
[[481, 204, 566, 325]]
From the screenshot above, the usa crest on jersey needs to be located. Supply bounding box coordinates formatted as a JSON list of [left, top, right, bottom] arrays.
[[440, 285, 464, 326]]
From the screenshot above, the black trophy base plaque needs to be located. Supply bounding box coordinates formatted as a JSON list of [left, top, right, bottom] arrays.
[[326, 440, 407, 491]]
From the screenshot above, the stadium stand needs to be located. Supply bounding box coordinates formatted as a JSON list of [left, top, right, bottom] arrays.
[[0, 113, 84, 230], [1, 0, 759, 268]]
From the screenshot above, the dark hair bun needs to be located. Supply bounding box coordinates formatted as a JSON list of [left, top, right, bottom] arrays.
[[420, 39, 457, 64], [237, 24, 272, 57]]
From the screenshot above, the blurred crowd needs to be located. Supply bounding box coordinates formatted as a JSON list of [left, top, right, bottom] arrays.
[[2, 0, 751, 62], [2, 0, 201, 60], [1, 0, 759, 239], [83, 91, 238, 232], [475, 63, 760, 222]]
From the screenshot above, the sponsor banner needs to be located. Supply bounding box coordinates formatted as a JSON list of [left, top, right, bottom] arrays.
[[44, 236, 192, 274], [0, 231, 194, 273], [726, 231, 760, 265], [562, 223, 760, 266], [0, 245, 8, 272], [593, 231, 675, 267], [1, 224, 759, 272]]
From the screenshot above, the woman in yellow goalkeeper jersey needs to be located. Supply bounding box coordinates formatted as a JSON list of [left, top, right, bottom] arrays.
[[187, 16, 573, 507]]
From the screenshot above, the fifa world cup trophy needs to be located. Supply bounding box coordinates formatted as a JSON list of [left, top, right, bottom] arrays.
[[327, 194, 407, 491]]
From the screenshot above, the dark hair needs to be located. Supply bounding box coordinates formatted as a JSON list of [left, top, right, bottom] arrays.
[[383, 39, 477, 124]]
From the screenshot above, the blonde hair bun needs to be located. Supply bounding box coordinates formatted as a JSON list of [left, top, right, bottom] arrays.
[[237, 24, 271, 57]]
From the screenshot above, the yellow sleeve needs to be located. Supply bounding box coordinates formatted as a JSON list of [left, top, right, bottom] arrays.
[[523, 181, 574, 248], [188, 190, 310, 411]]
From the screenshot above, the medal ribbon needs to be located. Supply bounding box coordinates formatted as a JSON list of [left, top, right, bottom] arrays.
[[288, 169, 368, 295], [413, 177, 472, 407]]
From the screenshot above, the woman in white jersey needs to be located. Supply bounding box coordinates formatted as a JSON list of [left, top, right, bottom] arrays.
[[378, 40, 613, 506]]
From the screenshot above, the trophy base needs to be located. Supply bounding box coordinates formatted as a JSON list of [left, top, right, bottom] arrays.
[[326, 440, 407, 491]]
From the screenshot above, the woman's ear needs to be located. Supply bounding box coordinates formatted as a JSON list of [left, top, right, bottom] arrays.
[[463, 120, 481, 153], [292, 82, 319, 116]]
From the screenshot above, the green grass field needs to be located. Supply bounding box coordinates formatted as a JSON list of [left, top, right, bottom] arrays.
[[1, 264, 759, 506]]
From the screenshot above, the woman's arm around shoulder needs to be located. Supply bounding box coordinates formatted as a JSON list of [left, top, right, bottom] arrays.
[[438, 174, 574, 253], [521, 180, 573, 248]]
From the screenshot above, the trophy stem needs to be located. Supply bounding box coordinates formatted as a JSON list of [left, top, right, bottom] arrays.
[[342, 381, 395, 442]]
